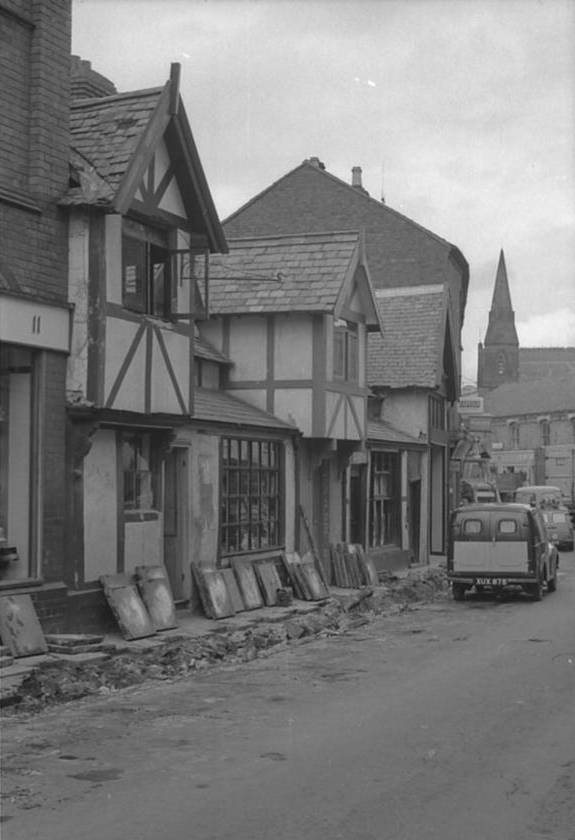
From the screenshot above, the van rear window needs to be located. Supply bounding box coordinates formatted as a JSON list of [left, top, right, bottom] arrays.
[[498, 520, 517, 534], [463, 519, 482, 535]]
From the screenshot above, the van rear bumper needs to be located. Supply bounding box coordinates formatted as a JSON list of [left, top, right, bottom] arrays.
[[448, 573, 535, 587]]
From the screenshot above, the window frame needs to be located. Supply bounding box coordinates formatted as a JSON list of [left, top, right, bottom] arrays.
[[121, 431, 161, 517], [333, 319, 359, 382], [220, 437, 284, 556], [368, 450, 401, 548], [122, 225, 173, 320]]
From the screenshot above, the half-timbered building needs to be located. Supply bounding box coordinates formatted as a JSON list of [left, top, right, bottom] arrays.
[[203, 231, 381, 565], [62, 62, 297, 629], [223, 157, 469, 564]]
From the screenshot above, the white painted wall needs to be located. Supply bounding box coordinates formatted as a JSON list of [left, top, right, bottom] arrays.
[[274, 388, 311, 435], [124, 517, 163, 576], [274, 315, 312, 379], [228, 317, 267, 381]]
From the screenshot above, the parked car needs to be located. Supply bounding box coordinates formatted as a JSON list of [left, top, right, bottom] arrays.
[[541, 507, 574, 551], [447, 503, 559, 601]]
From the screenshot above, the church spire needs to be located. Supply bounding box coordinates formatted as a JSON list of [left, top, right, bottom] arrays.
[[477, 249, 520, 390], [484, 249, 519, 346]]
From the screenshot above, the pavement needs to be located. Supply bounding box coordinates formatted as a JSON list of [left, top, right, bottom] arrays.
[[0, 559, 447, 710]]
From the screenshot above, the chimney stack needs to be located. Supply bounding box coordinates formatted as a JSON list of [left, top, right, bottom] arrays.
[[351, 166, 363, 188], [71, 55, 117, 100], [305, 156, 326, 170]]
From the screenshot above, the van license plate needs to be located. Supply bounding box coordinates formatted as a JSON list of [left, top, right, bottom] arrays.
[[476, 578, 508, 586]]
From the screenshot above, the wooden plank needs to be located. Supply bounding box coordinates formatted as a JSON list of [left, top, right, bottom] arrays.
[[299, 564, 330, 600], [280, 552, 306, 600], [231, 561, 264, 611], [221, 568, 245, 613], [298, 504, 329, 587], [135, 565, 178, 631], [0, 595, 48, 657], [191, 566, 235, 619], [254, 560, 282, 607], [100, 574, 157, 640]]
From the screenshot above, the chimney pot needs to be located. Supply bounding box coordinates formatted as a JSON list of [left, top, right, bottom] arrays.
[[351, 166, 362, 188]]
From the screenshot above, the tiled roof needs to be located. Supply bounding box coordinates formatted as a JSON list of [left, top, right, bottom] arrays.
[[193, 388, 297, 430], [194, 334, 231, 365], [519, 347, 575, 382], [368, 419, 423, 446], [68, 87, 163, 198], [368, 287, 445, 388], [223, 161, 468, 301], [484, 375, 575, 417], [208, 232, 360, 315]]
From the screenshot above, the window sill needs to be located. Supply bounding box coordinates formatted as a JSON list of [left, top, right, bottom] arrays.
[[124, 510, 161, 523]]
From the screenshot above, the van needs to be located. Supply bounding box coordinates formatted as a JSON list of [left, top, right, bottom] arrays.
[[514, 485, 562, 507], [447, 503, 558, 601]]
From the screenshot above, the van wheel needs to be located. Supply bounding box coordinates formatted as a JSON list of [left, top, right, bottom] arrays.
[[547, 574, 557, 593], [452, 584, 466, 601]]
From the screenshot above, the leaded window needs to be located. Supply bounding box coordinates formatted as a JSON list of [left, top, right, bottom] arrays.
[[220, 438, 283, 555]]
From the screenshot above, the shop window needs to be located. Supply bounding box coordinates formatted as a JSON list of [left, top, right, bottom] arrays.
[[121, 432, 160, 512], [220, 438, 283, 555], [333, 320, 358, 381], [122, 228, 172, 319], [369, 451, 400, 547]]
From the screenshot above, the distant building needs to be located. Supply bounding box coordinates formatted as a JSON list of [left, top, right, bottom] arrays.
[[469, 252, 575, 503]]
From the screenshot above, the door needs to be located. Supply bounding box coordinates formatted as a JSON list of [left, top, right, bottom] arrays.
[[409, 479, 421, 563], [163, 447, 187, 601], [349, 464, 366, 545]]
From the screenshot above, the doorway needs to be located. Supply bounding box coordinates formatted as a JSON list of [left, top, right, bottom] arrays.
[[163, 447, 188, 601]]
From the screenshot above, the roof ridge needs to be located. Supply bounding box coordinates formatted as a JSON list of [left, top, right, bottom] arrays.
[[224, 159, 460, 254], [71, 86, 164, 109], [226, 229, 361, 245]]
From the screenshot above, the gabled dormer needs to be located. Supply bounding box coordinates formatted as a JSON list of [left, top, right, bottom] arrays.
[[64, 63, 227, 418], [201, 231, 381, 441]]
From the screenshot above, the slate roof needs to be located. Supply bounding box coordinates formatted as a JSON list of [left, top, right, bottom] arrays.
[[194, 334, 231, 365], [483, 375, 575, 417], [368, 287, 445, 389], [519, 347, 575, 382], [67, 88, 163, 199], [208, 232, 361, 315], [367, 419, 424, 446], [223, 159, 469, 313], [193, 388, 297, 430]]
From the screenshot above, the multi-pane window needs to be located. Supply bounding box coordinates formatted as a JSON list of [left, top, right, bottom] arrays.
[[509, 421, 520, 449], [122, 432, 159, 511], [333, 319, 358, 381], [220, 438, 282, 555], [122, 228, 172, 319], [429, 394, 445, 430], [369, 451, 400, 547]]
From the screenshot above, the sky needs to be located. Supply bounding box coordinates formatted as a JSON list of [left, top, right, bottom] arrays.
[[72, 0, 575, 386]]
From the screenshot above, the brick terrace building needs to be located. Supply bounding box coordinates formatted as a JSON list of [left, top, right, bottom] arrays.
[[0, 0, 72, 627]]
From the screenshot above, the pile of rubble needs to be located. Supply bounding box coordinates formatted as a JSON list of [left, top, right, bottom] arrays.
[[4, 566, 448, 715]]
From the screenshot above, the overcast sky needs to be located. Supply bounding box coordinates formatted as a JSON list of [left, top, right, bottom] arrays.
[[72, 0, 575, 385]]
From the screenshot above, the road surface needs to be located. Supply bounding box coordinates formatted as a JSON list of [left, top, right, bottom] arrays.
[[2, 552, 574, 840]]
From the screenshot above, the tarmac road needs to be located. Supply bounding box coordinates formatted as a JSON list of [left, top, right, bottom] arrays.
[[2, 552, 574, 840]]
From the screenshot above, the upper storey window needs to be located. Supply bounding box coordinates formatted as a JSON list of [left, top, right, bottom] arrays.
[[333, 319, 358, 382], [122, 222, 172, 319]]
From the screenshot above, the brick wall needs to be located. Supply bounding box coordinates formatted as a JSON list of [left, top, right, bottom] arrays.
[[0, 0, 71, 303]]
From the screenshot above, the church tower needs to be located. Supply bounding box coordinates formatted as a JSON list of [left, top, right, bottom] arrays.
[[477, 250, 519, 391]]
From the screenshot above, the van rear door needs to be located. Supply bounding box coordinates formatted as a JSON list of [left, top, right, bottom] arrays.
[[491, 513, 530, 573], [452, 513, 491, 573]]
